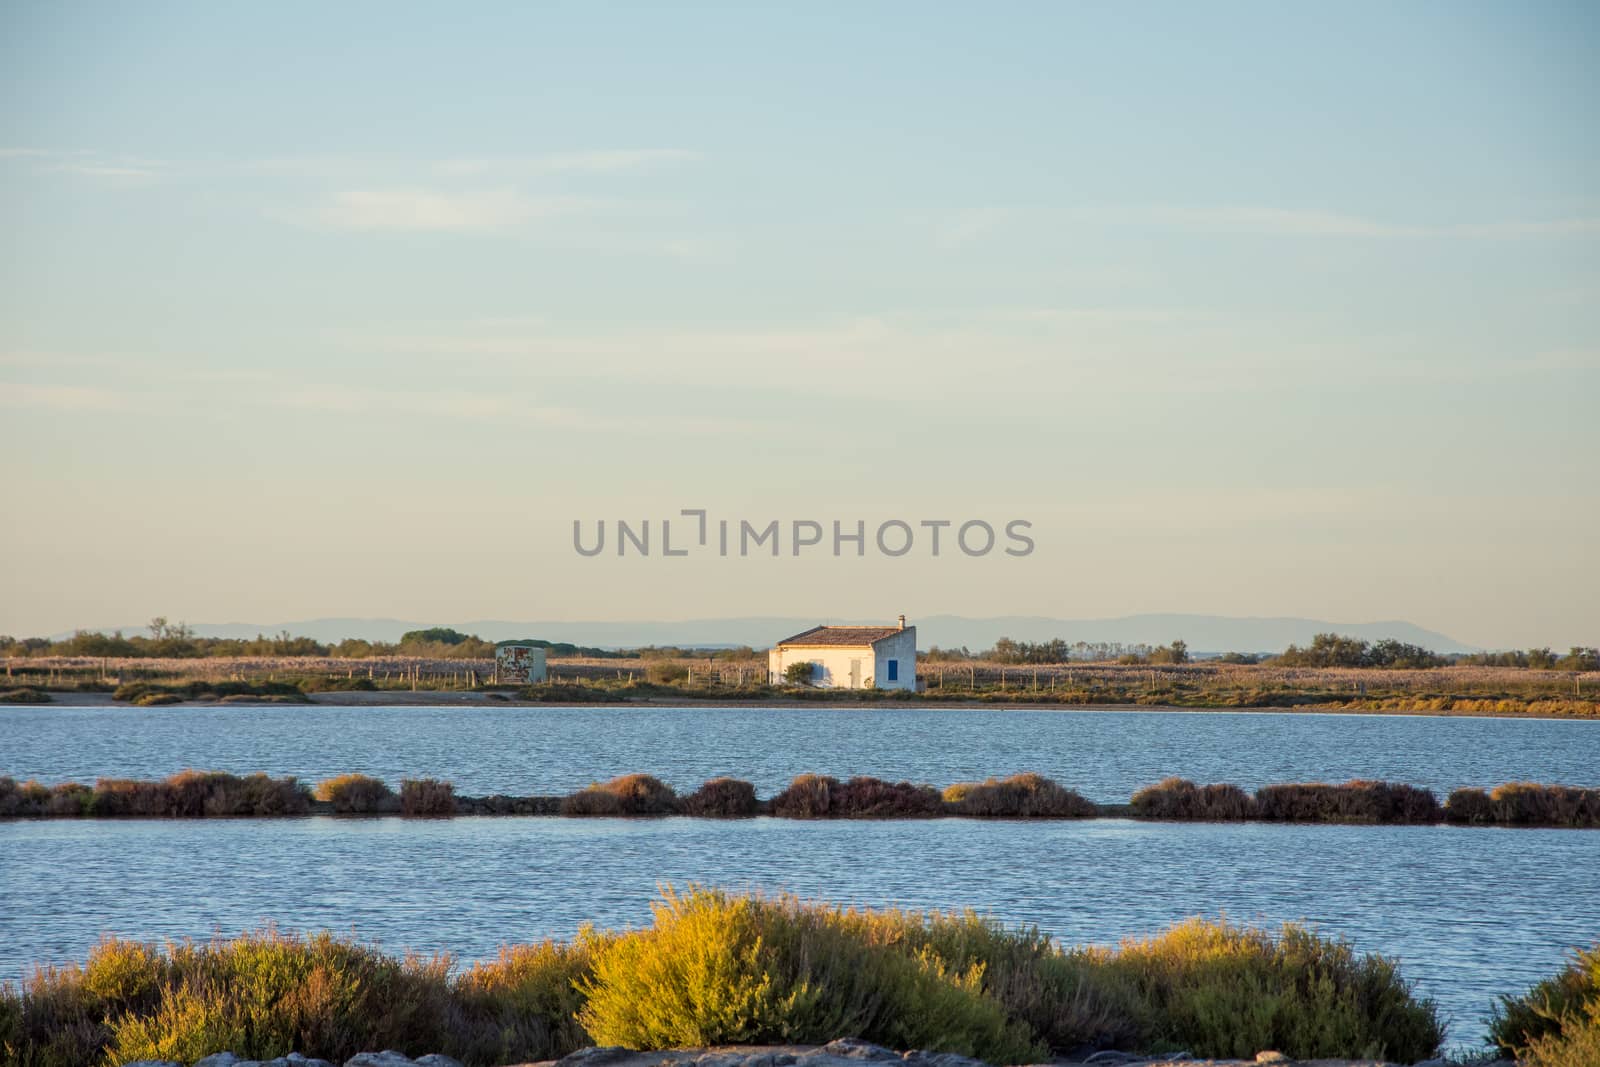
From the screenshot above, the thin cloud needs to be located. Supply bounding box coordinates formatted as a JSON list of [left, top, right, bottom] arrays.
[[435, 149, 699, 178], [271, 384, 757, 433], [1099, 204, 1600, 239], [0, 383, 130, 411], [312, 188, 594, 232], [935, 206, 1015, 248]]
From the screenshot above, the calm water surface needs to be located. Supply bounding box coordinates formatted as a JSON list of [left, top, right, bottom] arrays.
[[4, 703, 1598, 799], [4, 705, 1598, 1047], [1, 816, 1597, 1045]]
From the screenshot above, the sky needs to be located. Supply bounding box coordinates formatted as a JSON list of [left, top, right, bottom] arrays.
[[1, 1, 1596, 649]]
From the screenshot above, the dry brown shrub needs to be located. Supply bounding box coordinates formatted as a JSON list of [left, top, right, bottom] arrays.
[[400, 777, 457, 816], [561, 773, 678, 816], [679, 777, 759, 817], [943, 773, 1099, 817]]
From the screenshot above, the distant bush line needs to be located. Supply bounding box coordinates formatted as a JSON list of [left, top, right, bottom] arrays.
[[0, 887, 1447, 1066], [3, 771, 1596, 828]]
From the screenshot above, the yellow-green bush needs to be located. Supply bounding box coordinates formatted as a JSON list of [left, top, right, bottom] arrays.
[[1490, 943, 1600, 1060], [561, 774, 678, 816], [1106, 918, 1442, 1062], [0, 892, 1446, 1067], [942, 773, 1098, 818], [576, 888, 1042, 1062], [313, 774, 396, 814]]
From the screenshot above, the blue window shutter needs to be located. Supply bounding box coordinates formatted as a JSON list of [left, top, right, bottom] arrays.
[[887, 659, 899, 681]]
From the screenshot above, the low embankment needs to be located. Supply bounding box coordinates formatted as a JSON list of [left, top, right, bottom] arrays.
[[3, 771, 1596, 827], [0, 887, 1449, 1066], [4, 656, 1597, 718]]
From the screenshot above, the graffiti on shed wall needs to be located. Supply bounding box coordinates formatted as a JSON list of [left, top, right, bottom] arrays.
[[495, 644, 548, 683]]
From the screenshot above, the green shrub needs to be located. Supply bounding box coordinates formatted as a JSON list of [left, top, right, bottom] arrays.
[[1105, 918, 1442, 1061], [646, 662, 690, 685], [0, 894, 1448, 1066], [313, 774, 397, 814], [297, 675, 378, 693], [561, 774, 679, 816], [830, 906, 1140, 1050], [783, 661, 816, 686], [400, 778, 457, 817], [1490, 943, 1600, 1058], [680, 777, 759, 817], [576, 888, 1042, 1062], [114, 680, 308, 705], [0, 687, 51, 703], [452, 940, 598, 1063], [943, 773, 1098, 818], [516, 683, 616, 703]]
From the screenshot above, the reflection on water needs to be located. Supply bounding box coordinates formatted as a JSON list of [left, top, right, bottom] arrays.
[[1, 815, 1595, 1044]]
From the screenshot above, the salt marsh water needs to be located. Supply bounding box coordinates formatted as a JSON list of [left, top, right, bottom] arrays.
[[1, 815, 1597, 1044], [4, 703, 1598, 1045], [4, 702, 1597, 800]]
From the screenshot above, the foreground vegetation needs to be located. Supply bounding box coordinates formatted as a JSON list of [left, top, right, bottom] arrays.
[[1489, 942, 1600, 1065], [0, 888, 1445, 1066], [5, 771, 1597, 827]]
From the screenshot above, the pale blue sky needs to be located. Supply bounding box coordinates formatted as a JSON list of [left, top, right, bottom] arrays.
[[2, 2, 1596, 647]]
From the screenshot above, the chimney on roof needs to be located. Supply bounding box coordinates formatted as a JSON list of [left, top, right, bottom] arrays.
[[897, 614, 906, 630]]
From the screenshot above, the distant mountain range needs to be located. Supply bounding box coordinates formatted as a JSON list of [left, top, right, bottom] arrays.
[[72, 613, 1479, 654]]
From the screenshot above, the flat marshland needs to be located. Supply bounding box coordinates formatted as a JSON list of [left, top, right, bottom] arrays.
[[5, 656, 1598, 717]]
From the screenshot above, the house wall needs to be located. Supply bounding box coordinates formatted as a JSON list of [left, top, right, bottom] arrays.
[[769, 644, 878, 689], [769, 626, 917, 690], [871, 627, 917, 691]]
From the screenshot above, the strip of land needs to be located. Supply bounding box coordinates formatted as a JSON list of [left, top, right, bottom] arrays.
[[4, 771, 1595, 827]]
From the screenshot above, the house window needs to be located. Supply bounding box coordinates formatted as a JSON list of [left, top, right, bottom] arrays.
[[886, 659, 899, 682]]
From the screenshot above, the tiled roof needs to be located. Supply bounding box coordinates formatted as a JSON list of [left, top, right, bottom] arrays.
[[775, 625, 905, 647]]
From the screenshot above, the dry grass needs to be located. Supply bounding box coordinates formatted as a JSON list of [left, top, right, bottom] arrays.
[[7, 771, 1595, 827], [399, 778, 457, 817], [561, 774, 679, 816], [1130, 778, 1256, 820], [15, 652, 1596, 717], [1252, 780, 1442, 823], [769, 774, 943, 818], [679, 777, 759, 817], [313, 774, 396, 814], [942, 773, 1098, 817], [0, 772, 309, 818], [1447, 785, 1600, 828]]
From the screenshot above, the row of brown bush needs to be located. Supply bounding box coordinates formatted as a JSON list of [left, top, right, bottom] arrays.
[[0, 771, 311, 817], [1130, 777, 1600, 827], [6, 772, 1596, 826], [0, 772, 456, 818]]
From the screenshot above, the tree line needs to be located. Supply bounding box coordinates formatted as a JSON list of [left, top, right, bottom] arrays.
[[927, 632, 1598, 671], [0, 620, 630, 661]]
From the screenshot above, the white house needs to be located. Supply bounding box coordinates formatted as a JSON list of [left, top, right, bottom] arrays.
[[768, 615, 917, 691]]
